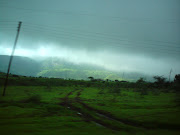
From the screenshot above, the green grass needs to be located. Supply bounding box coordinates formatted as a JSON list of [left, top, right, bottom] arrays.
[[0, 85, 180, 135], [0, 102, 120, 135], [80, 87, 180, 127]]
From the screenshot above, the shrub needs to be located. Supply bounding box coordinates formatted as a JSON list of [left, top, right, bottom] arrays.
[[140, 89, 148, 96], [24, 95, 41, 104], [98, 90, 104, 94], [46, 105, 62, 115], [174, 74, 180, 92], [45, 84, 52, 92], [86, 83, 91, 87], [151, 89, 161, 96], [136, 77, 145, 84]]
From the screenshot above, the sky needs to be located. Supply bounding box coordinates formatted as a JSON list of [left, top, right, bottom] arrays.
[[0, 0, 180, 78]]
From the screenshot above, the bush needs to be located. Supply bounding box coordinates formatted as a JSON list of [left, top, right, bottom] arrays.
[[151, 89, 161, 96], [46, 104, 62, 115], [174, 74, 180, 92], [24, 95, 41, 104], [98, 90, 104, 94], [136, 77, 145, 84], [45, 84, 52, 92], [140, 89, 148, 96]]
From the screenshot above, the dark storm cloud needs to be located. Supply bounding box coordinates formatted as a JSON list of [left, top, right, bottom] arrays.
[[0, 0, 180, 77]]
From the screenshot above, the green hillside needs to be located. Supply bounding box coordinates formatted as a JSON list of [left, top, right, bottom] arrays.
[[0, 55, 152, 81]]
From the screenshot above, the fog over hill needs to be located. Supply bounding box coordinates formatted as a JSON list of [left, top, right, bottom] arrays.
[[0, 0, 180, 80], [0, 55, 155, 81]]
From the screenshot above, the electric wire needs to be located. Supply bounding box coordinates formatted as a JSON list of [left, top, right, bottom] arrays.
[[21, 28, 180, 54], [0, 5, 179, 24], [1, 21, 179, 55]]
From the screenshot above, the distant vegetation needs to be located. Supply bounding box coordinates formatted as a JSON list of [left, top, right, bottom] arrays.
[[0, 71, 179, 93]]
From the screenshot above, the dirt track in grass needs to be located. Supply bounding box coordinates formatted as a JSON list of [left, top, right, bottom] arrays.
[[59, 90, 143, 131], [59, 89, 180, 131]]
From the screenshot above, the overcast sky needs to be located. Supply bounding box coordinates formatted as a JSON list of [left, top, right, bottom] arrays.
[[0, 0, 180, 78]]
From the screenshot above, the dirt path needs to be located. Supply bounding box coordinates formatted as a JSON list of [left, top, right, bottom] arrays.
[[76, 100, 148, 128], [59, 90, 126, 131], [59, 89, 180, 131], [59, 90, 143, 131], [74, 90, 180, 130], [74, 90, 148, 129]]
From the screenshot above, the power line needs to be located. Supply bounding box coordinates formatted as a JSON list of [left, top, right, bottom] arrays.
[[0, 6, 179, 24], [0, 20, 17, 23], [1, 21, 179, 50], [21, 24, 180, 50], [21, 28, 180, 55], [1, 21, 179, 54], [1, 21, 180, 47], [22, 22, 180, 46]]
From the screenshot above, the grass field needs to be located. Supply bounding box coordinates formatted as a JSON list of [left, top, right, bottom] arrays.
[[0, 76, 180, 135]]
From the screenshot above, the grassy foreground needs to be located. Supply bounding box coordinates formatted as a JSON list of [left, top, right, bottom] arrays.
[[0, 76, 180, 135]]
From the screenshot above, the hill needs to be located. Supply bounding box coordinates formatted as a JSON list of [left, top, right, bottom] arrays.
[[0, 55, 41, 76], [0, 55, 152, 81]]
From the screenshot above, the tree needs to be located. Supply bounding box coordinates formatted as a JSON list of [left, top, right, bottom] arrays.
[[153, 75, 167, 88], [115, 80, 119, 82], [174, 74, 180, 92], [88, 76, 94, 81], [136, 77, 146, 89], [174, 74, 180, 84], [136, 77, 145, 83]]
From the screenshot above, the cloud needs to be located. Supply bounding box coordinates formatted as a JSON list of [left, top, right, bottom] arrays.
[[0, 41, 180, 78], [0, 0, 180, 77]]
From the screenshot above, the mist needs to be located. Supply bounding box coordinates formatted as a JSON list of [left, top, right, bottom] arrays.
[[0, 40, 179, 78], [0, 0, 180, 79]]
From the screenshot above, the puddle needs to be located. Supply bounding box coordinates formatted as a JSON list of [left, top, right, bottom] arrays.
[[77, 112, 82, 115], [93, 121, 105, 127]]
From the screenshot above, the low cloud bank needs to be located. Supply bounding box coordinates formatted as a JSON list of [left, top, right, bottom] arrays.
[[0, 41, 179, 79]]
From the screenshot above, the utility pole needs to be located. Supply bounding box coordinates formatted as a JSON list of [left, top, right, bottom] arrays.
[[2, 21, 22, 96], [168, 68, 172, 82]]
